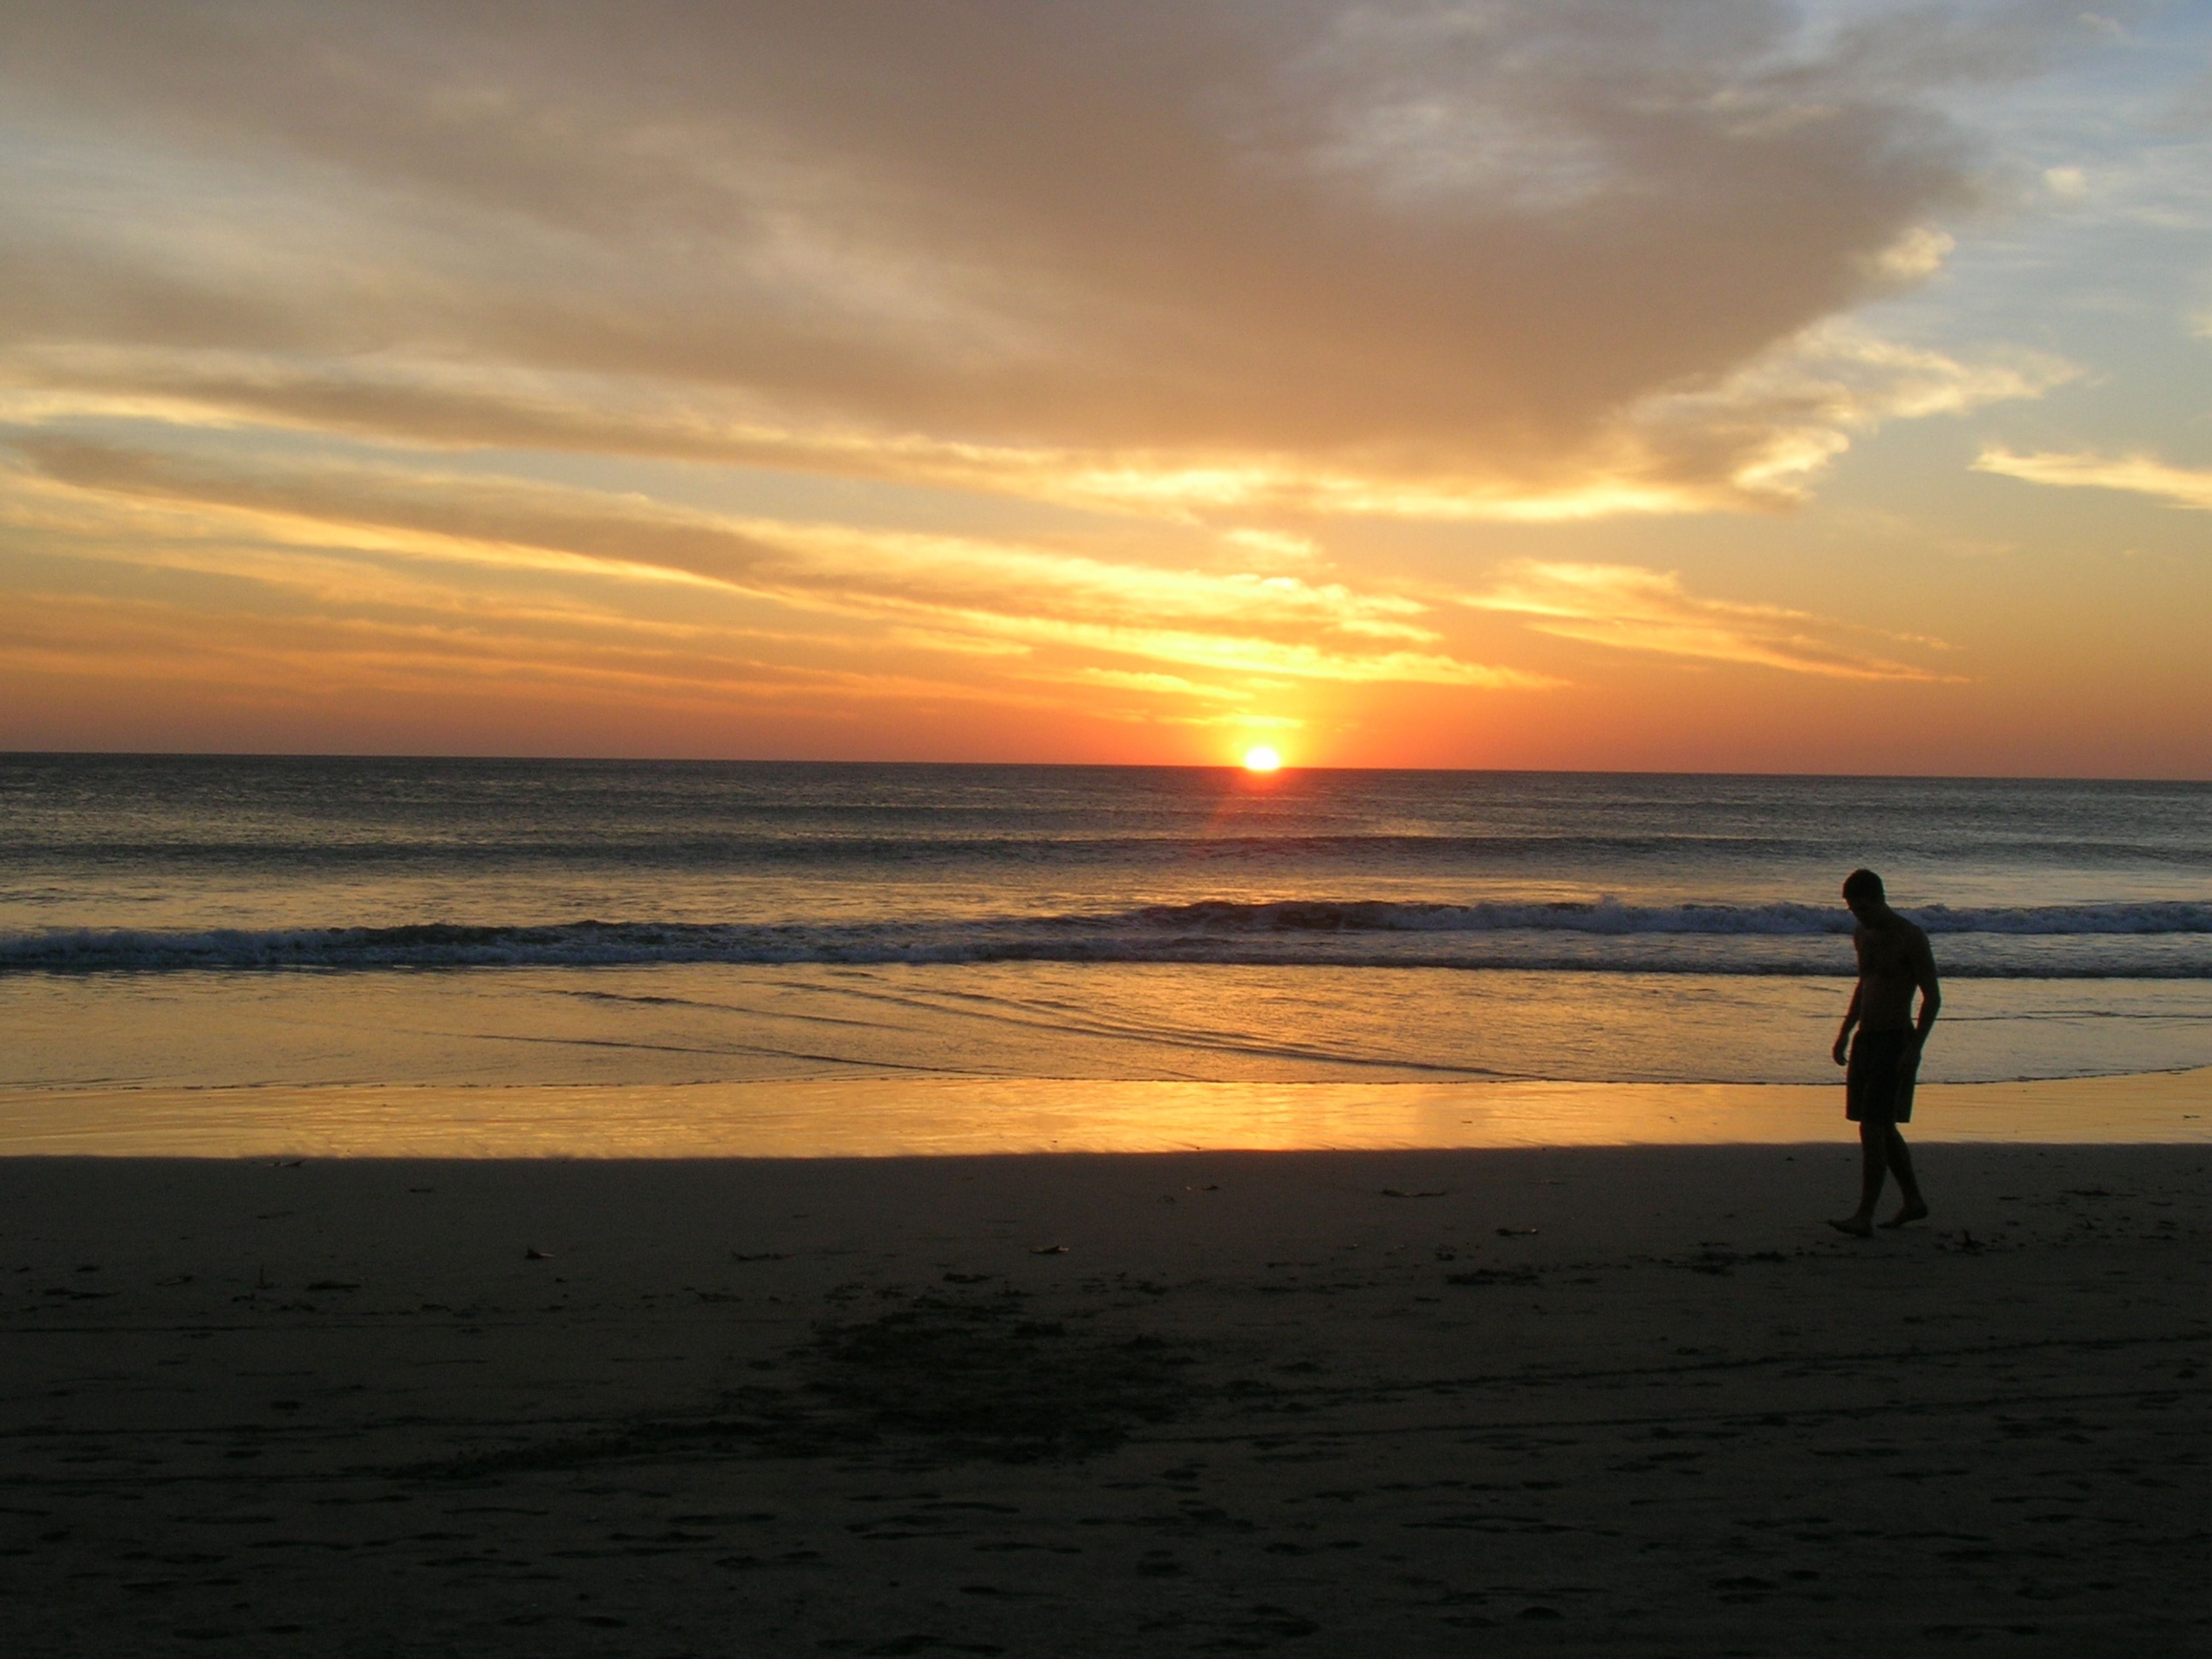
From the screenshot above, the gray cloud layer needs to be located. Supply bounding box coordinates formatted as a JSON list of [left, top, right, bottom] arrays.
[[0, 1, 2092, 509]]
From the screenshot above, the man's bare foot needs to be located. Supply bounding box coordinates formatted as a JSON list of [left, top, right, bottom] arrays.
[[1878, 1202, 1930, 1229], [1828, 1215, 1874, 1238]]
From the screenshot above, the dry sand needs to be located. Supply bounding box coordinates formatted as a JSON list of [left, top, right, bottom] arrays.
[[2, 1143, 2205, 1656]]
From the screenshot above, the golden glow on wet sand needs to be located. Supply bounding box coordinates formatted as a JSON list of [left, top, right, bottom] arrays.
[[0, 1074, 2203, 1158]]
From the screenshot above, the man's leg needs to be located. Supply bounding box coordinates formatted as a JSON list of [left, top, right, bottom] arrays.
[[1830, 1121, 1887, 1237], [1877, 1126, 1928, 1227]]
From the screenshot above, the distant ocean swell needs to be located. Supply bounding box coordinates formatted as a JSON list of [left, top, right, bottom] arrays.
[[6, 900, 2208, 977], [15, 833, 2210, 868]]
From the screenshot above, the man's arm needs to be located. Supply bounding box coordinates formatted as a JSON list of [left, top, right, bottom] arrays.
[[1833, 981, 1862, 1066], [1910, 933, 1941, 1045]]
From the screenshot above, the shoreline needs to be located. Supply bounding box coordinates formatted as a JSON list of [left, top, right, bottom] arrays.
[[0, 1067, 2204, 1157]]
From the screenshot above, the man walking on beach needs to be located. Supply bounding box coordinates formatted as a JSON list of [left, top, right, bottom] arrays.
[[1831, 868, 1938, 1237]]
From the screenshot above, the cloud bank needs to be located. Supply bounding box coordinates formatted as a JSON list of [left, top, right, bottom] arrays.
[[0, 1, 2079, 518]]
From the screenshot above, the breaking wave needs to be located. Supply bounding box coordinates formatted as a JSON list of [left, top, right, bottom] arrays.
[[1129, 899, 2212, 936], [4, 899, 2207, 976]]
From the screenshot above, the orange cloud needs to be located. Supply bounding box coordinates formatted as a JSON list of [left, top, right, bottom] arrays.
[[10, 436, 1550, 700], [1465, 561, 1966, 682]]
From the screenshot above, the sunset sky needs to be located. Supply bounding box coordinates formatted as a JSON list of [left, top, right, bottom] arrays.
[[1, 1, 2205, 775]]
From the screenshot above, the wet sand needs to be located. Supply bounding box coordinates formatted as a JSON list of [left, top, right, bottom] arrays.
[[4, 1067, 2206, 1157], [3, 1141, 2206, 1656]]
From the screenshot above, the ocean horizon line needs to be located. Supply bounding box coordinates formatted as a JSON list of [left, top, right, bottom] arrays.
[[6, 752, 2208, 786]]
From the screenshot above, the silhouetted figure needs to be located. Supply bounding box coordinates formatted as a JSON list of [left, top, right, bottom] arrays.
[[1830, 868, 1938, 1237]]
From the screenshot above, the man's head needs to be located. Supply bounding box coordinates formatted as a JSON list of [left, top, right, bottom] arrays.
[[1842, 867, 1886, 922]]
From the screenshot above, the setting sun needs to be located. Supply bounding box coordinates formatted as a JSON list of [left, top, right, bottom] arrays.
[[1242, 746, 1282, 772]]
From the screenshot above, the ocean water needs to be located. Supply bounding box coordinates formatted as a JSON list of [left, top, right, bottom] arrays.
[[2, 757, 2207, 1148]]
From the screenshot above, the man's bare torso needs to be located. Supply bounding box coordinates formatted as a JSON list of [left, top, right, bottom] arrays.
[[1853, 916, 1935, 1031]]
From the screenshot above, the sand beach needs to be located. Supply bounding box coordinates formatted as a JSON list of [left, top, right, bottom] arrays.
[[3, 1081, 2204, 1657]]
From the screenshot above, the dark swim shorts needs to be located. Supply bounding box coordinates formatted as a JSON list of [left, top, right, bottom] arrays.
[[1846, 1029, 1920, 1123]]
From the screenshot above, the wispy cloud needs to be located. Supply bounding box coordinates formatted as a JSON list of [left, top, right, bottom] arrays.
[[1972, 447, 2212, 511], [1464, 562, 1965, 682], [0, 318, 2071, 524], [0, 588, 1094, 732], [9, 436, 1550, 697]]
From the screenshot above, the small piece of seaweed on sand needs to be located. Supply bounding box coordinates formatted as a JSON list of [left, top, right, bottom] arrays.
[[799, 1296, 1190, 1461]]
